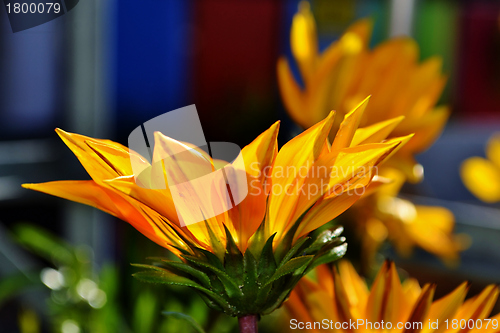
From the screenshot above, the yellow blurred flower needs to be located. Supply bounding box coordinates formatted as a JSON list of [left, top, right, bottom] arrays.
[[461, 134, 500, 203], [354, 168, 468, 266], [286, 261, 500, 333], [22, 99, 408, 261], [278, 1, 462, 264], [278, 1, 449, 182]]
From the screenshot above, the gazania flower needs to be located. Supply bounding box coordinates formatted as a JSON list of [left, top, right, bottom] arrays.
[[353, 168, 468, 266], [278, 1, 463, 265], [278, 1, 448, 182], [461, 133, 500, 203], [23, 99, 410, 320], [286, 261, 500, 333]]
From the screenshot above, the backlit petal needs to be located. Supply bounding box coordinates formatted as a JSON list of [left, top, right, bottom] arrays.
[[331, 97, 370, 152], [422, 282, 468, 333], [268, 111, 335, 240], [294, 189, 362, 241], [22, 181, 189, 252], [351, 116, 405, 147], [55, 128, 132, 181]]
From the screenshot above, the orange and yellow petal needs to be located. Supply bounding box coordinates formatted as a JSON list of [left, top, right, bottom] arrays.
[[21, 180, 189, 253], [268, 111, 334, 241]]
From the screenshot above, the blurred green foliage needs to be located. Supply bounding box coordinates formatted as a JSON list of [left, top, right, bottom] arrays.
[[2, 223, 246, 333]]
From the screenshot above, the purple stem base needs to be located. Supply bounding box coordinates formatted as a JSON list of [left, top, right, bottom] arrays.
[[238, 315, 258, 333]]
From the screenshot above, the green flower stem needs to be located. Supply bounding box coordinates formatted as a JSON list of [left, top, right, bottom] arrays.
[[238, 315, 258, 333]]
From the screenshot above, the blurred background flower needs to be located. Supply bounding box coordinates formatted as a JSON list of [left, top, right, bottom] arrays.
[[348, 168, 469, 270], [1, 0, 500, 332], [285, 261, 500, 333], [278, 3, 447, 182], [461, 133, 500, 203], [278, 1, 469, 273]]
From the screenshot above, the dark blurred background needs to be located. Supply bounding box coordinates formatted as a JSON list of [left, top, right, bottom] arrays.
[[1, 0, 500, 332]]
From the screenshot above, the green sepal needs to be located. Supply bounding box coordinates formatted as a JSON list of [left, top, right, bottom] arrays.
[[257, 233, 276, 282], [131, 263, 170, 273], [223, 225, 244, 282], [304, 226, 344, 255], [274, 206, 313, 261], [255, 255, 314, 314], [264, 255, 313, 287], [151, 259, 212, 289], [305, 243, 348, 274], [260, 284, 296, 315], [192, 247, 225, 271], [254, 282, 273, 308], [184, 248, 226, 295], [198, 292, 224, 312], [245, 205, 269, 259], [204, 220, 226, 262], [278, 236, 310, 267], [181, 254, 243, 298], [170, 245, 194, 257], [132, 267, 231, 312], [242, 249, 258, 300]]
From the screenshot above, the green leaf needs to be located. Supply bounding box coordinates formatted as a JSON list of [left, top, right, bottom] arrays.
[[162, 311, 206, 333], [257, 233, 276, 282], [181, 255, 242, 298], [278, 237, 310, 267], [133, 290, 157, 333], [132, 270, 230, 311], [305, 243, 347, 274], [264, 256, 313, 287], [13, 223, 74, 265]]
